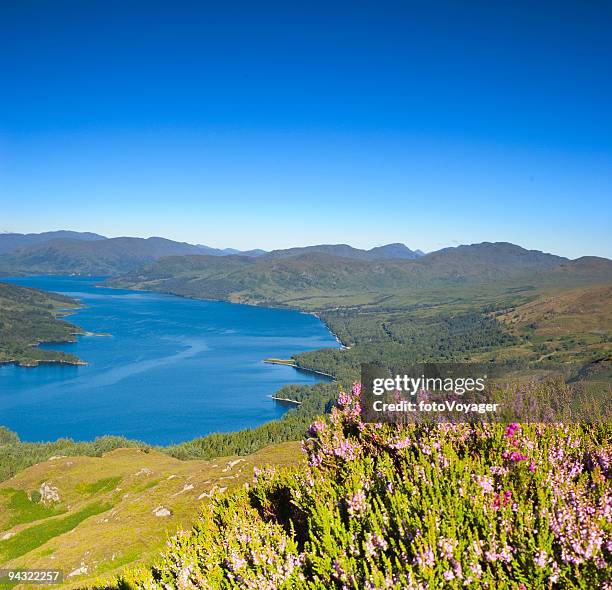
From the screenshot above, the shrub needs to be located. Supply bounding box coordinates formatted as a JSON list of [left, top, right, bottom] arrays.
[[114, 382, 611, 589]]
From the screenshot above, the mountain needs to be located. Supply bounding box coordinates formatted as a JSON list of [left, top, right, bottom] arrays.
[[264, 243, 423, 260], [0, 231, 106, 255], [423, 242, 566, 269], [547, 256, 612, 280], [196, 245, 267, 257], [108, 242, 599, 310], [222, 248, 267, 257], [0, 237, 208, 276]]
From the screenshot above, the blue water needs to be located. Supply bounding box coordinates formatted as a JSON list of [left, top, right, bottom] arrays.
[[0, 276, 338, 444]]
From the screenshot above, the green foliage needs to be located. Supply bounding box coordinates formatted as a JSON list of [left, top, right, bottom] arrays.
[[75, 476, 122, 495], [0, 501, 112, 561], [111, 383, 612, 589], [0, 435, 148, 482], [0, 426, 20, 445], [0, 281, 82, 366], [0, 488, 63, 528]]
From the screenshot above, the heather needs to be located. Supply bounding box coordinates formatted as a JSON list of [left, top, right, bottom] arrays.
[[112, 382, 611, 589]]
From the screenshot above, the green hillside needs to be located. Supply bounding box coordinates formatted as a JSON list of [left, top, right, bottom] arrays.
[[0, 282, 83, 367], [0, 237, 207, 276], [108, 242, 577, 308], [0, 442, 301, 589], [108, 382, 612, 589]]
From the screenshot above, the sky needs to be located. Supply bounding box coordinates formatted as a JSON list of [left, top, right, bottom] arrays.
[[0, 0, 610, 258]]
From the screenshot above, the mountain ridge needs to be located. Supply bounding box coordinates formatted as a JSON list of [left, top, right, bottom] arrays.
[[107, 242, 611, 311], [264, 242, 423, 261]]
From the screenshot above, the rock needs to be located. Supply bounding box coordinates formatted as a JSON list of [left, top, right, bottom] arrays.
[[135, 467, 153, 476], [172, 483, 194, 497], [153, 505, 172, 517], [39, 482, 61, 504], [198, 487, 216, 499], [1, 531, 15, 540], [222, 459, 245, 472], [67, 564, 88, 578]]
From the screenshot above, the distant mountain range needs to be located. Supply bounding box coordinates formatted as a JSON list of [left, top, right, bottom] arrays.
[[265, 243, 423, 261], [0, 231, 106, 255], [197, 245, 267, 257], [1, 233, 610, 301], [0, 231, 426, 275], [0, 236, 206, 275]]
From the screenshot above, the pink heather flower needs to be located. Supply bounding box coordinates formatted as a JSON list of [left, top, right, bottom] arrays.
[[504, 423, 520, 438], [414, 547, 435, 569], [347, 489, 368, 517], [474, 474, 494, 493], [443, 570, 455, 581], [438, 537, 458, 559], [308, 419, 326, 436], [534, 550, 548, 568], [529, 460, 537, 472], [334, 439, 359, 461], [338, 392, 351, 407], [388, 437, 412, 450], [469, 562, 483, 578], [492, 490, 513, 509], [363, 533, 388, 558], [351, 382, 362, 396]]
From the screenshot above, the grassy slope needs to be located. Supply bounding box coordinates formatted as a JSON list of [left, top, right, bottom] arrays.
[[490, 284, 612, 363], [0, 442, 301, 589], [0, 282, 83, 367]]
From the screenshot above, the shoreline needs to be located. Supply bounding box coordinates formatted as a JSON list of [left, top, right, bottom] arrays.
[[0, 357, 87, 368], [263, 358, 336, 380], [270, 395, 301, 405]]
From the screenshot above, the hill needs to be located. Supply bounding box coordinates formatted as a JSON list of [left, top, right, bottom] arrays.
[[0, 231, 106, 255], [107, 242, 597, 310], [490, 284, 612, 363], [197, 245, 267, 257], [420, 241, 566, 274], [0, 237, 210, 276], [264, 242, 423, 261], [0, 442, 301, 588], [0, 282, 83, 367]]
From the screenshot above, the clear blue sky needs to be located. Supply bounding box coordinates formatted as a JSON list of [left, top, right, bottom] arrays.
[[1, 0, 610, 258]]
